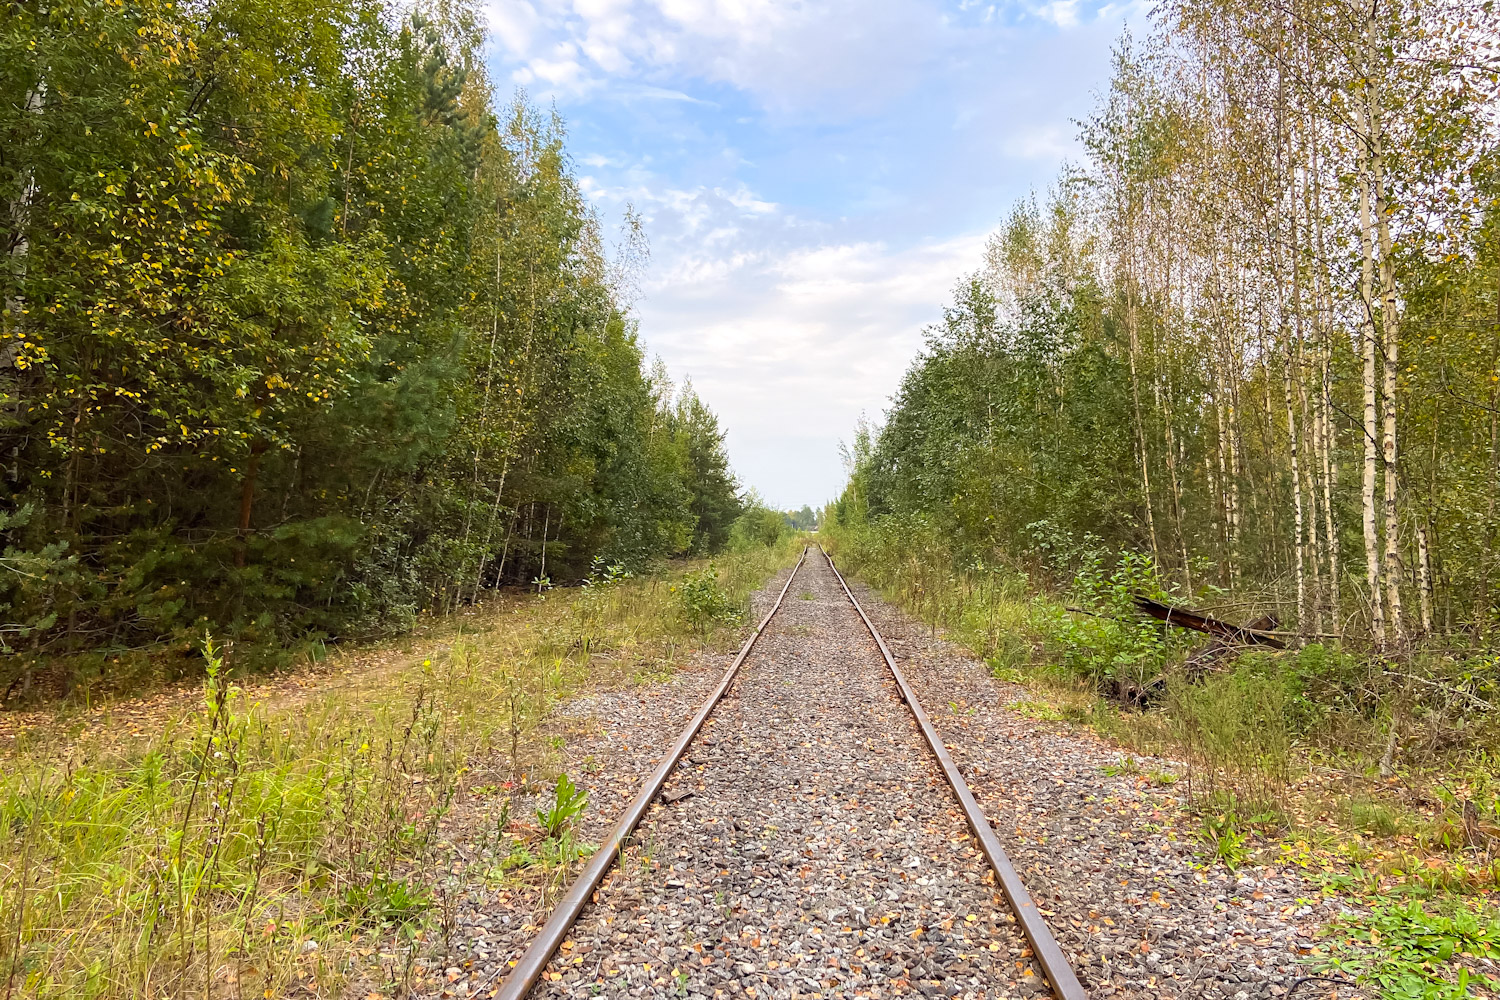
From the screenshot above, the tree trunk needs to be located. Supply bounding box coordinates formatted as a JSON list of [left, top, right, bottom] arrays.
[[235, 440, 268, 569], [1367, 22, 1405, 648], [1356, 97, 1386, 648], [1417, 523, 1434, 635], [1125, 280, 1160, 563]]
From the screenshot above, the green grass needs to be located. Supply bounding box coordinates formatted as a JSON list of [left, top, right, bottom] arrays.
[[0, 537, 803, 998]]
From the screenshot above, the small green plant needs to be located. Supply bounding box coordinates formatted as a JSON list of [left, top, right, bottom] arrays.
[[1347, 796, 1407, 838], [1322, 898, 1500, 999], [1197, 810, 1250, 870], [538, 772, 588, 839], [329, 875, 432, 928], [1102, 756, 1142, 777], [500, 841, 539, 871], [798, 590, 816, 601], [585, 555, 633, 586], [987, 657, 1026, 684], [1006, 697, 1064, 722]]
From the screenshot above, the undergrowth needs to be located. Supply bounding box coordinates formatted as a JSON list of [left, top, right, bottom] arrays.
[[0, 536, 803, 998]]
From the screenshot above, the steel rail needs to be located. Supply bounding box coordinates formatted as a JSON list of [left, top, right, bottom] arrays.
[[491, 546, 810, 1000], [820, 545, 1089, 1000]]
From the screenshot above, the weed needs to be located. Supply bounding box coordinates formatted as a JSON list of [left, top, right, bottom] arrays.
[[1101, 756, 1142, 777], [1321, 898, 1500, 999], [537, 772, 588, 839], [328, 875, 432, 928], [1169, 663, 1292, 812], [675, 565, 744, 635], [798, 591, 816, 601], [1347, 796, 1408, 838], [1196, 810, 1251, 870], [987, 659, 1027, 684], [1005, 698, 1064, 722]]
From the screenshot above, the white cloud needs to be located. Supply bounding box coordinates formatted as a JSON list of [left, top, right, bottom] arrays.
[[479, 1, 1145, 505], [483, 0, 944, 111], [610, 180, 987, 506], [1003, 124, 1078, 161], [1036, 0, 1081, 27], [488, 0, 542, 54]]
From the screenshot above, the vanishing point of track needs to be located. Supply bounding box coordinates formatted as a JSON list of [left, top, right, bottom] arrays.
[[494, 546, 1087, 1000]]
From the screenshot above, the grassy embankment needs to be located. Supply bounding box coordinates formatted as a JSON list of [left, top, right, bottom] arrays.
[[0, 537, 803, 999], [825, 519, 1498, 1000]]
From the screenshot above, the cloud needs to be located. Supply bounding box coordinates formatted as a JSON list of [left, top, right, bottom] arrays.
[[483, 0, 946, 112], [479, 1, 1147, 505], [607, 180, 986, 506], [1003, 124, 1079, 161], [1036, 0, 1081, 27]]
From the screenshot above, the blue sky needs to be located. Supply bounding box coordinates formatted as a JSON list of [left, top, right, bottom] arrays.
[[484, 0, 1144, 509]]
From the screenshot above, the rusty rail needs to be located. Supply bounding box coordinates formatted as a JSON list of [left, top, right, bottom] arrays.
[[820, 545, 1088, 1000], [491, 546, 810, 1000], [490, 543, 1086, 1000]]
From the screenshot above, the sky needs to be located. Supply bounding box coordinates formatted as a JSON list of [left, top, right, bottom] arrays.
[[483, 0, 1145, 510]]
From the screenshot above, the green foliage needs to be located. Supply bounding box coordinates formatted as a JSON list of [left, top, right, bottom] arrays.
[[329, 875, 432, 928], [0, 0, 743, 695], [674, 565, 744, 634], [1041, 549, 1191, 691], [0, 541, 800, 995], [1195, 810, 1251, 871], [730, 500, 789, 550], [1168, 660, 1293, 809], [1323, 900, 1500, 1000], [536, 772, 587, 840], [784, 505, 819, 531]]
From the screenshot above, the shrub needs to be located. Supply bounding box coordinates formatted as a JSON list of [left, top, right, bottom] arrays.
[[674, 565, 744, 634], [730, 506, 787, 550]]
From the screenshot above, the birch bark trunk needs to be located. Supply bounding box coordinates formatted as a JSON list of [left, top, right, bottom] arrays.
[[1356, 98, 1386, 647]]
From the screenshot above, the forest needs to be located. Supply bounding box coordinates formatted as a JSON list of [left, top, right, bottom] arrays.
[[0, 0, 750, 696], [830, 0, 1500, 749]]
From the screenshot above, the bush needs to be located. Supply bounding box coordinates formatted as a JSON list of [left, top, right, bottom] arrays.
[[674, 565, 744, 634], [730, 506, 787, 550]]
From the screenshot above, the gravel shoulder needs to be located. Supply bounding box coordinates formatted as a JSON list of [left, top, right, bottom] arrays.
[[844, 576, 1362, 1000]]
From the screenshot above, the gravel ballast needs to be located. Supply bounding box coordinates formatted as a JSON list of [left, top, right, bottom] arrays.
[[418, 551, 1355, 1000], [843, 573, 1360, 1000]]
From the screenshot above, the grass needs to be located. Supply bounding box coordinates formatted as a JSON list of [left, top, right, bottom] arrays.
[[0, 536, 804, 999]]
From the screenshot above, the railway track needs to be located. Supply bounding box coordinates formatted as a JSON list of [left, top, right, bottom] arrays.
[[493, 545, 1086, 1000]]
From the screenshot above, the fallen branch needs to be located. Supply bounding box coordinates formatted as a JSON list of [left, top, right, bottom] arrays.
[[1131, 596, 1286, 649]]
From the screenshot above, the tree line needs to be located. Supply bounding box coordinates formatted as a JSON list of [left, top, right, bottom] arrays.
[[835, 0, 1500, 652], [0, 0, 744, 687]]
